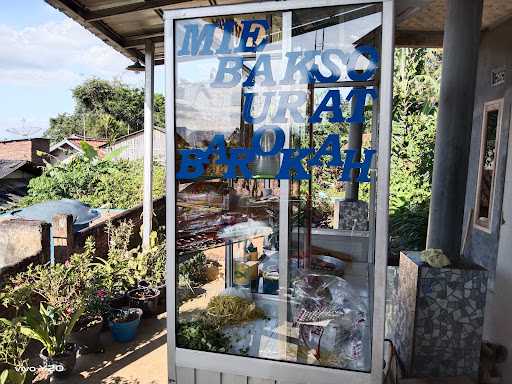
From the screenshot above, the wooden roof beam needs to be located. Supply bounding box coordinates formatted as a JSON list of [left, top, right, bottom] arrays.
[[395, 30, 443, 48], [124, 35, 164, 49], [84, 0, 190, 22]]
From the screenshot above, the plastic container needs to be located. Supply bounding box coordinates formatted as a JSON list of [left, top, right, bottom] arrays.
[[109, 308, 143, 342], [262, 264, 279, 295], [128, 288, 161, 318]]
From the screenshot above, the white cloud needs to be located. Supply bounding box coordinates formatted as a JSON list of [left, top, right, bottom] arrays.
[[0, 19, 143, 88], [0, 67, 81, 87]]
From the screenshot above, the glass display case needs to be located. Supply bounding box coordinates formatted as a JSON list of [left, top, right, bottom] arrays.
[[165, 1, 393, 383]]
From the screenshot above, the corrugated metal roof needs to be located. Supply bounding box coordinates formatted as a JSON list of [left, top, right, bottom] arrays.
[[50, 135, 108, 157], [0, 180, 30, 211], [43, 0, 512, 54], [103, 127, 165, 145], [0, 160, 30, 180]]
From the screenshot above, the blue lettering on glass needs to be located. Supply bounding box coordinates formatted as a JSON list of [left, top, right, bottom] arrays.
[[234, 20, 270, 53], [308, 134, 343, 167], [347, 45, 379, 81], [243, 54, 276, 87], [176, 127, 375, 181], [177, 23, 217, 56], [309, 89, 345, 123], [222, 148, 255, 179], [341, 149, 376, 182], [176, 149, 207, 179], [212, 56, 244, 88], [346, 88, 378, 123], [280, 51, 319, 85], [252, 125, 285, 156], [176, 21, 379, 182], [276, 148, 312, 180]]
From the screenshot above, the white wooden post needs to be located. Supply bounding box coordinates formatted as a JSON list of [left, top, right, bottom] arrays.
[[143, 39, 155, 249]]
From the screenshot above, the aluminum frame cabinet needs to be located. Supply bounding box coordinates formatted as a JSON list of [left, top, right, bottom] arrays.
[[164, 1, 395, 383]]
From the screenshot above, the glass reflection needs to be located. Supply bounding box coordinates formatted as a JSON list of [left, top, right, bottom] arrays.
[[174, 5, 382, 372]]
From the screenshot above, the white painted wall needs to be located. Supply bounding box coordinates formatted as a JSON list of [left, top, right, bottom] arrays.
[[108, 129, 166, 163], [483, 109, 512, 381]]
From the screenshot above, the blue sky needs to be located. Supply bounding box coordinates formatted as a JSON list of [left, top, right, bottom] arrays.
[[0, 0, 164, 140]]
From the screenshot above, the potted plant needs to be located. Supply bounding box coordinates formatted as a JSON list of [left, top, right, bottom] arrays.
[[20, 303, 83, 378], [109, 308, 143, 343], [127, 287, 161, 318], [178, 251, 210, 288], [0, 318, 32, 384], [133, 230, 167, 313], [93, 221, 139, 310], [69, 288, 109, 354], [1, 238, 97, 316]]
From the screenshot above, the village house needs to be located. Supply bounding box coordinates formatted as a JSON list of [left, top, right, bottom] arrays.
[[49, 134, 107, 163]]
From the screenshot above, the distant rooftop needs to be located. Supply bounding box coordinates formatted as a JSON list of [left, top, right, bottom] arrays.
[[0, 160, 30, 180], [50, 135, 108, 154], [0, 137, 47, 144]]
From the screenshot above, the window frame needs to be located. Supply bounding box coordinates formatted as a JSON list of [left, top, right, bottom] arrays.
[[474, 98, 504, 233]]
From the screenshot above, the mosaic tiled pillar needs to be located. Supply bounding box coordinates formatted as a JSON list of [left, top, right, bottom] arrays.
[[395, 251, 488, 378], [333, 199, 369, 231]]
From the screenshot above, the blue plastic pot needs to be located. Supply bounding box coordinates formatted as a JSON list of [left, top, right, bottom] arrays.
[[109, 308, 143, 343]]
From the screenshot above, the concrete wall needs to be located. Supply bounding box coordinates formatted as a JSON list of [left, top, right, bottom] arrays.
[[0, 219, 50, 280], [72, 196, 166, 257], [463, 17, 512, 380], [463, 18, 512, 279]]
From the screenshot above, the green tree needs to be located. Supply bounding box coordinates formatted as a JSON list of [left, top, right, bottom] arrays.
[[47, 113, 83, 143], [45, 78, 165, 143], [296, 49, 441, 259], [389, 48, 442, 261]]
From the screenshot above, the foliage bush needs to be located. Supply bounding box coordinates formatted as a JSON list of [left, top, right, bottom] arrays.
[[133, 230, 166, 287], [19, 152, 165, 210], [177, 320, 230, 353], [0, 318, 31, 384], [387, 48, 442, 261], [178, 252, 210, 288], [0, 239, 97, 318], [92, 221, 139, 296]]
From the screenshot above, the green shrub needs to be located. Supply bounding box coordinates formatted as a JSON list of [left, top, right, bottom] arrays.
[[177, 320, 230, 353], [179, 252, 210, 287], [0, 318, 31, 384], [19, 155, 165, 210]]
